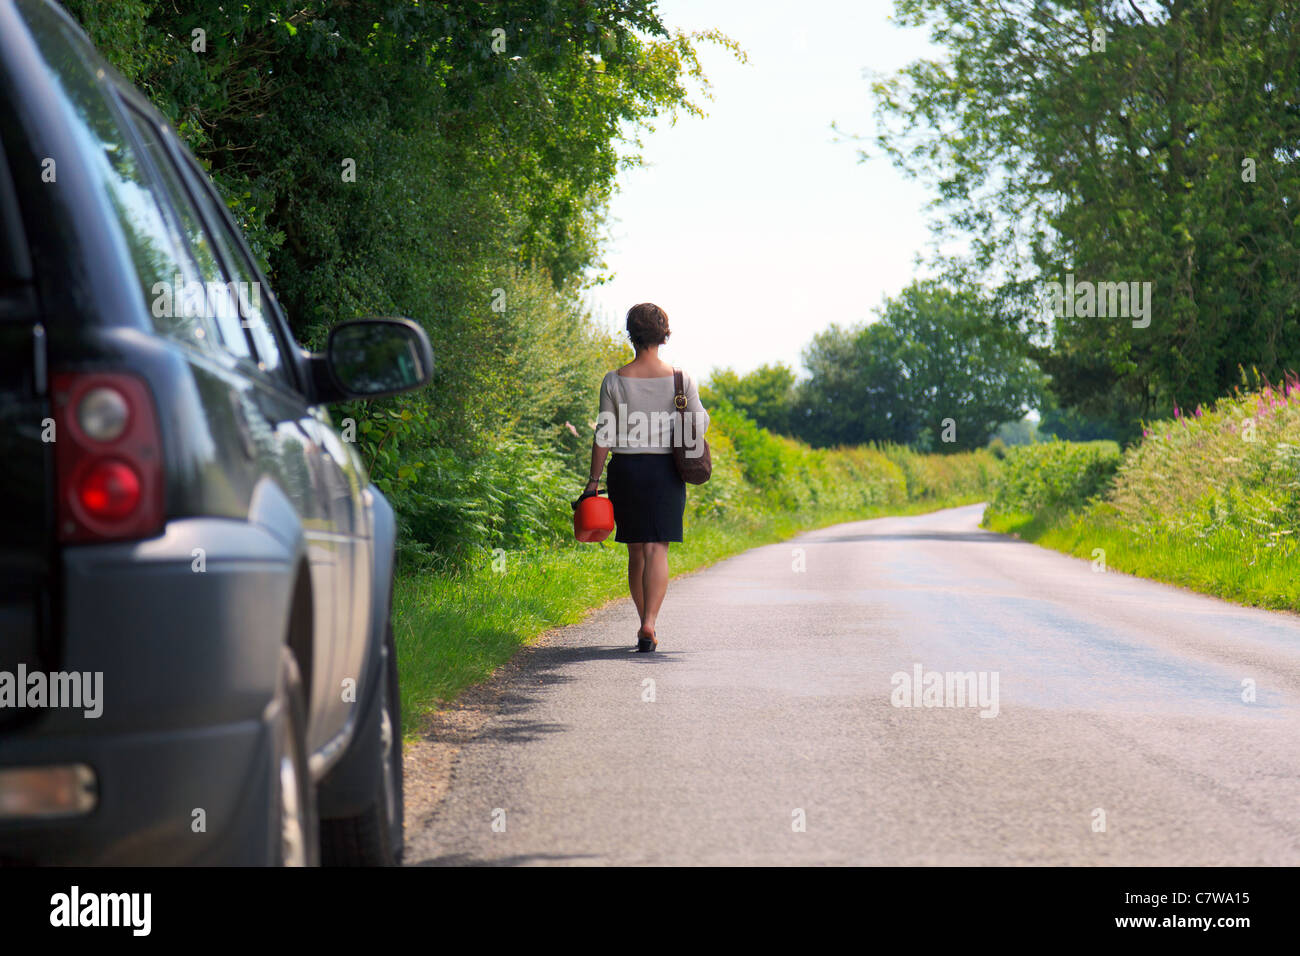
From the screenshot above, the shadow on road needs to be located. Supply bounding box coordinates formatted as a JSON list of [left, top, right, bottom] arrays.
[[522, 642, 685, 668], [411, 851, 601, 866], [403, 637, 683, 864], [813, 531, 1014, 544], [466, 643, 683, 747]]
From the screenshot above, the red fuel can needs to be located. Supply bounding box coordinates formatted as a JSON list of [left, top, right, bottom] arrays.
[[573, 493, 615, 543]]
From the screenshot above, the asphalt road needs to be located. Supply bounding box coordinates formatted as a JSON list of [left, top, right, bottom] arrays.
[[404, 504, 1300, 865]]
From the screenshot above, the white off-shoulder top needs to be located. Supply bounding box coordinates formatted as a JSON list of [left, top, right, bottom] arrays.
[[595, 369, 710, 454]]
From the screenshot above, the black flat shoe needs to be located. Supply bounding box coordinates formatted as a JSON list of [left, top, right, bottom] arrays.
[[636, 635, 658, 653]]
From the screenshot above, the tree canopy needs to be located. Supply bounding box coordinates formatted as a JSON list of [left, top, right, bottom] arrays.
[[792, 281, 1042, 450], [872, 0, 1300, 436], [702, 363, 796, 435], [63, 0, 739, 562]]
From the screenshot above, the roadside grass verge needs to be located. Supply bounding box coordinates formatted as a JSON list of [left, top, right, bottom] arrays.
[[984, 507, 1300, 614], [395, 494, 985, 736], [982, 381, 1300, 618]]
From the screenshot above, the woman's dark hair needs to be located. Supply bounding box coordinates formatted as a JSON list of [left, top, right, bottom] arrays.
[[626, 302, 671, 350]]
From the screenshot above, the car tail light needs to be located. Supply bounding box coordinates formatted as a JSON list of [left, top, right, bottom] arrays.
[[78, 460, 142, 520], [53, 373, 163, 542]]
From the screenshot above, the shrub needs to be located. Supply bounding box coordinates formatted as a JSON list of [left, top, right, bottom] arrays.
[[882, 444, 1000, 501], [686, 427, 753, 524], [1105, 378, 1300, 545], [987, 440, 1121, 517]]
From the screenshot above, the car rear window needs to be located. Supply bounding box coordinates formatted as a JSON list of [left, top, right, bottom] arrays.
[[169, 150, 293, 386], [16, 0, 214, 349], [125, 108, 254, 362]]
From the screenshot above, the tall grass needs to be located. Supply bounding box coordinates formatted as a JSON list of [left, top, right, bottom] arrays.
[[1105, 377, 1300, 547], [984, 376, 1300, 610]]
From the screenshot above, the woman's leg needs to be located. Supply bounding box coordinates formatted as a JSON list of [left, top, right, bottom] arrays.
[[627, 543, 646, 621], [639, 541, 670, 636]]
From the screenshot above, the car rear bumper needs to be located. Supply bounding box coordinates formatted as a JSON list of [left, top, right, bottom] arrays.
[[0, 517, 297, 864], [0, 716, 277, 865]]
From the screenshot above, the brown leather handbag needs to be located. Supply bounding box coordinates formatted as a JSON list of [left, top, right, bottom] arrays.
[[672, 368, 712, 484]]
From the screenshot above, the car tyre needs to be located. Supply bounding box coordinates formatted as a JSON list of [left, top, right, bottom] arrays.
[[320, 619, 404, 865], [273, 647, 319, 866]]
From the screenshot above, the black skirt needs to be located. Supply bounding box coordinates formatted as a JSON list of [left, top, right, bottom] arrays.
[[606, 452, 686, 543]]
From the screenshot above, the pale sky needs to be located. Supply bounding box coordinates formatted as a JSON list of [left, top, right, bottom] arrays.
[[585, 0, 940, 380]]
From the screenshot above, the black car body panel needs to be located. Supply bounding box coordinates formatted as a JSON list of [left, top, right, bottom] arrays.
[[0, 0, 425, 864]]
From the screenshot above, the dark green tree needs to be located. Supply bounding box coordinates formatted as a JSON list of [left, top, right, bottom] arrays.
[[703, 363, 796, 435], [61, 0, 740, 562], [793, 282, 1043, 450], [873, 0, 1300, 425]]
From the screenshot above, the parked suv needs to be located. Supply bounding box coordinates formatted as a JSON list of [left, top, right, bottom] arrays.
[[0, 0, 432, 865]]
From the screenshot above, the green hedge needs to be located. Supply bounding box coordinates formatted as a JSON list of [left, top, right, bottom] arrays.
[[986, 440, 1121, 517], [981, 382, 1300, 615], [882, 444, 1000, 501], [1105, 380, 1300, 544]]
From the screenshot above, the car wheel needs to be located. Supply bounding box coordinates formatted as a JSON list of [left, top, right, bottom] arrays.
[[274, 647, 319, 866], [320, 619, 404, 865]]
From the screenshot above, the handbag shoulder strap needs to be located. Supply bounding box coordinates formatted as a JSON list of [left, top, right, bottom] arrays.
[[673, 368, 687, 410]]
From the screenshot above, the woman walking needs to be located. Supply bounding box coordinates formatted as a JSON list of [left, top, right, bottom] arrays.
[[584, 303, 709, 652]]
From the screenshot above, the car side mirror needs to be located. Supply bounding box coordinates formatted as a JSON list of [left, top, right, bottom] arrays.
[[312, 318, 434, 403]]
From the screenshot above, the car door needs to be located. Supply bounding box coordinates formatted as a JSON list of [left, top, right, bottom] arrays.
[[149, 120, 371, 750], [117, 104, 360, 751]]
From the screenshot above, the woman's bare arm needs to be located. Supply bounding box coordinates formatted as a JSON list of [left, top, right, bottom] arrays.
[[587, 440, 610, 490]]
